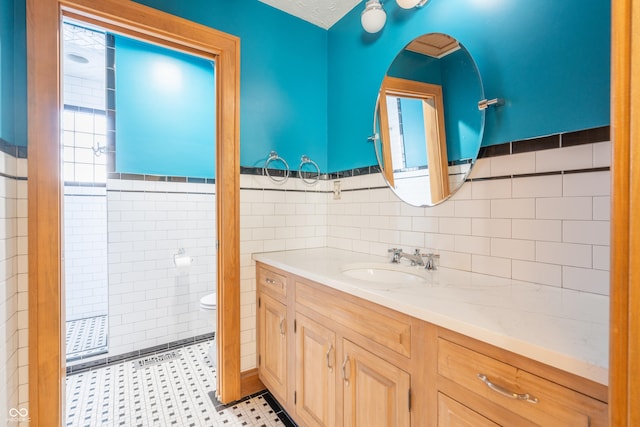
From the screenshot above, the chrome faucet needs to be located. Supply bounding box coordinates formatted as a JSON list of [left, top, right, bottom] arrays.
[[424, 253, 440, 271], [388, 248, 426, 267]]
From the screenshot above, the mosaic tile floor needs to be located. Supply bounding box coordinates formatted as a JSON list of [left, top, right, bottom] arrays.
[[66, 315, 108, 361], [65, 340, 297, 427]]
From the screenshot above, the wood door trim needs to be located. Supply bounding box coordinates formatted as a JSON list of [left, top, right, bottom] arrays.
[[609, 0, 640, 427], [27, 1, 241, 425], [610, 0, 640, 425]]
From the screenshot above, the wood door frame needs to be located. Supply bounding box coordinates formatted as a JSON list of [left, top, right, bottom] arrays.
[[27, 1, 241, 425], [610, 0, 640, 425]]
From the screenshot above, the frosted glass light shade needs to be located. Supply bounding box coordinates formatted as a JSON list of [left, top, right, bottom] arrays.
[[361, 0, 387, 33], [396, 0, 428, 8]]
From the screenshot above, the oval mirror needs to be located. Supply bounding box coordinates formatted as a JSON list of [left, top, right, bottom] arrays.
[[373, 33, 485, 206]]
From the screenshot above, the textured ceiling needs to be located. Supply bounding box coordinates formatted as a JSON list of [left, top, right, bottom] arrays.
[[258, 0, 362, 29]]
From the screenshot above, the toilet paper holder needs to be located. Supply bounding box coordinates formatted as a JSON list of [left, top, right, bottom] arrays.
[[174, 248, 193, 267]]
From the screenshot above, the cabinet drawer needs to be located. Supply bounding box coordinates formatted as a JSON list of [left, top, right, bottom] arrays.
[[257, 265, 287, 300], [437, 338, 605, 427], [438, 393, 499, 427], [296, 279, 411, 357]]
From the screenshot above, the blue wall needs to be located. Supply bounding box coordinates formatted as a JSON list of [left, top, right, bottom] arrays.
[[135, 0, 329, 173], [115, 35, 216, 178], [0, 0, 27, 146], [4, 1, 610, 171], [327, 0, 610, 172]]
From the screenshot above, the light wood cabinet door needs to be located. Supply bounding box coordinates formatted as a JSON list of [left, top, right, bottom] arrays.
[[438, 393, 500, 427], [342, 339, 411, 427], [258, 292, 288, 402], [295, 313, 336, 427]]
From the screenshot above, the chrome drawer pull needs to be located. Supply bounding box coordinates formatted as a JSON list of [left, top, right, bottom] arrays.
[[326, 345, 334, 372], [265, 278, 277, 285], [342, 355, 350, 385], [477, 374, 539, 404]]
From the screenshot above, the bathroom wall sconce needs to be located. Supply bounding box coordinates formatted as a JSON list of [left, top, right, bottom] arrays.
[[396, 0, 429, 9], [361, 0, 429, 33], [361, 0, 387, 33]]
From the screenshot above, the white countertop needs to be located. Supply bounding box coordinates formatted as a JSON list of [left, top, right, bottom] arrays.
[[253, 247, 609, 385]]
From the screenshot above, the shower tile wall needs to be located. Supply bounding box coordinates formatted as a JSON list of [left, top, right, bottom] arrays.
[[64, 186, 108, 321], [0, 150, 29, 423], [237, 135, 611, 372], [64, 75, 105, 111], [106, 178, 216, 357]]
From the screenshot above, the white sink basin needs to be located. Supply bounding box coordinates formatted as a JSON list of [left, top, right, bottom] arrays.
[[340, 262, 429, 284]]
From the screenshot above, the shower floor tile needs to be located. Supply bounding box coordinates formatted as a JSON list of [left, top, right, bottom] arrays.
[[66, 340, 296, 427], [66, 315, 108, 361]]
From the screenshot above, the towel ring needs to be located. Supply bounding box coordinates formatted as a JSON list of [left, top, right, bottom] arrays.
[[298, 155, 320, 185], [264, 151, 290, 183]]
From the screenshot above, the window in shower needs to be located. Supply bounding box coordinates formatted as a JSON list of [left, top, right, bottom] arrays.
[[62, 106, 107, 184], [62, 20, 109, 362]]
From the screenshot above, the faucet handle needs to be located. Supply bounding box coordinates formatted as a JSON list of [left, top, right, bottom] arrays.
[[388, 248, 402, 263]]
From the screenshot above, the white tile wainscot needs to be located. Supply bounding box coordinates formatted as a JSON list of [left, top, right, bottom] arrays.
[[253, 247, 609, 386]]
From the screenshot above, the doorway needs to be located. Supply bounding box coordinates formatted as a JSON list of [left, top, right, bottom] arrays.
[[27, 1, 241, 425]]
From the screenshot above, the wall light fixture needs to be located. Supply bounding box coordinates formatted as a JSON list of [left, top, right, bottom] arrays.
[[396, 0, 428, 9], [361, 0, 387, 33], [361, 0, 429, 33]]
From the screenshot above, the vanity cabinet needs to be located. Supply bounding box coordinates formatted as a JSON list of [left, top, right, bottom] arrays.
[[255, 261, 608, 427]]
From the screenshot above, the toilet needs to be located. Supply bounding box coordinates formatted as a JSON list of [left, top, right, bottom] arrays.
[[199, 292, 217, 367]]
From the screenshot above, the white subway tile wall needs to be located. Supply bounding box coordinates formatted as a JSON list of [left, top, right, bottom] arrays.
[[64, 187, 109, 320], [239, 175, 329, 370], [106, 179, 216, 358], [0, 153, 28, 420], [326, 141, 610, 299]]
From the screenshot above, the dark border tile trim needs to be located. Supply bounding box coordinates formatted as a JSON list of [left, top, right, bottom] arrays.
[[208, 388, 298, 426], [469, 166, 610, 182], [107, 172, 216, 184], [66, 332, 215, 375], [478, 143, 510, 158], [0, 138, 28, 159], [64, 181, 106, 187], [240, 187, 331, 194], [511, 134, 560, 154], [0, 171, 27, 181], [563, 166, 610, 175], [479, 125, 610, 159], [562, 126, 610, 147]]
